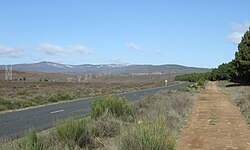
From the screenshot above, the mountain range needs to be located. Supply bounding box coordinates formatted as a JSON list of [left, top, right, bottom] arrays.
[[0, 61, 211, 76]]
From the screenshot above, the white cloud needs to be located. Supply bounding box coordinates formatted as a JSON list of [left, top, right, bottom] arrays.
[[38, 43, 93, 56], [227, 32, 244, 44], [0, 45, 20, 57], [150, 50, 163, 55], [228, 21, 250, 44], [38, 43, 64, 55], [231, 21, 250, 32], [127, 42, 142, 52], [70, 45, 93, 55]]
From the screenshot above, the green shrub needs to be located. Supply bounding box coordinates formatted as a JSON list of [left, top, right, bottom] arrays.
[[48, 92, 75, 103], [31, 95, 43, 102], [30, 95, 48, 105], [55, 119, 94, 148], [91, 96, 135, 120], [0, 98, 14, 110], [0, 98, 35, 111], [48, 94, 59, 103], [19, 129, 42, 150], [118, 117, 175, 150], [92, 117, 121, 137], [0, 92, 77, 112], [197, 78, 205, 86]]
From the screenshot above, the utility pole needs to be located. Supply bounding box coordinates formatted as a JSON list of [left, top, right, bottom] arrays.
[[5, 65, 12, 81]]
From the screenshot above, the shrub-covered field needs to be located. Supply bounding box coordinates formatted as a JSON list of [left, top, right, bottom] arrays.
[[0, 77, 174, 111], [1, 85, 200, 149]]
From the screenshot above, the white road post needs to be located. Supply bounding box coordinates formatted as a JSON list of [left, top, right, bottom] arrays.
[[165, 80, 168, 86]]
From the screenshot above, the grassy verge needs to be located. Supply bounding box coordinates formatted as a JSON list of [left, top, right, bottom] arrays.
[[0, 92, 76, 112], [118, 117, 175, 150], [215, 81, 250, 124], [0, 80, 177, 112], [134, 86, 200, 137], [1, 85, 200, 149]]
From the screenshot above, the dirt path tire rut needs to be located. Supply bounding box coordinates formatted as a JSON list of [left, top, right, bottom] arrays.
[[177, 82, 250, 150]]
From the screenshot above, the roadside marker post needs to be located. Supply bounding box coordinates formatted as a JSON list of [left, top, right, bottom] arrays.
[[165, 80, 168, 86]]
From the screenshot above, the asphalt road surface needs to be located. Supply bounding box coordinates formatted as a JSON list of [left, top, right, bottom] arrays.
[[0, 82, 191, 139]]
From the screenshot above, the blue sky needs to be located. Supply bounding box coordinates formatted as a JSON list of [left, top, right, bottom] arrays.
[[0, 0, 249, 68]]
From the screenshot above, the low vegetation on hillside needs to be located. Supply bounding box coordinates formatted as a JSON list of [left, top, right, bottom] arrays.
[[0, 79, 170, 112], [1, 84, 201, 150]]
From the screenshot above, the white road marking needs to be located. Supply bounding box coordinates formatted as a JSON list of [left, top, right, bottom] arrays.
[[50, 109, 64, 114]]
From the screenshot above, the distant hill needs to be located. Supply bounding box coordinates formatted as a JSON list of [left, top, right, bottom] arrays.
[[0, 61, 211, 76]]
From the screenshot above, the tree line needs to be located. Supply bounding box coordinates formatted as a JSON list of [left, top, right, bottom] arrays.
[[175, 27, 250, 83]]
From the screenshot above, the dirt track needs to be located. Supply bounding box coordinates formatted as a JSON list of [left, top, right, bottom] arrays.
[[177, 82, 250, 150]]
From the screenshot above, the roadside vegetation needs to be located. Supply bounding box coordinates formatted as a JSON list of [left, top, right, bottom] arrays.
[[1, 83, 201, 150], [216, 81, 250, 124], [0, 78, 173, 112], [118, 117, 175, 150], [0, 92, 76, 111], [91, 96, 135, 120]]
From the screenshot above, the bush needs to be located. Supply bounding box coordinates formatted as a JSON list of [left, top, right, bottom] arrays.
[[91, 96, 135, 120], [19, 100, 34, 108], [0, 92, 77, 112], [92, 117, 121, 137], [118, 117, 175, 150], [55, 119, 94, 148], [0, 98, 14, 110], [0, 98, 35, 111], [30, 95, 48, 105], [19, 129, 42, 150], [57, 92, 75, 101], [197, 78, 205, 86], [48, 94, 59, 103], [48, 92, 76, 103]]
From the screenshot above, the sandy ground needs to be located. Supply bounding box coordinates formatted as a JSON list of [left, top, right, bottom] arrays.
[[177, 82, 250, 150]]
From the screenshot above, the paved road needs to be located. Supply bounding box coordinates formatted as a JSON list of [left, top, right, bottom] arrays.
[[0, 82, 191, 139]]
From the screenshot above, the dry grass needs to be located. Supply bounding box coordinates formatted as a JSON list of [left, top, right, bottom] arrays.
[[0, 69, 177, 111], [0, 85, 200, 150], [134, 88, 200, 137], [118, 117, 175, 150], [99, 86, 200, 149], [215, 81, 250, 124], [0, 78, 176, 112]]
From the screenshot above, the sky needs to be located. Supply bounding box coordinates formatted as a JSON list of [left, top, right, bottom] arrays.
[[0, 0, 250, 68]]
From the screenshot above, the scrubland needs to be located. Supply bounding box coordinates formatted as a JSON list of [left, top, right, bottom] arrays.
[[1, 84, 201, 150], [0, 73, 175, 112]]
